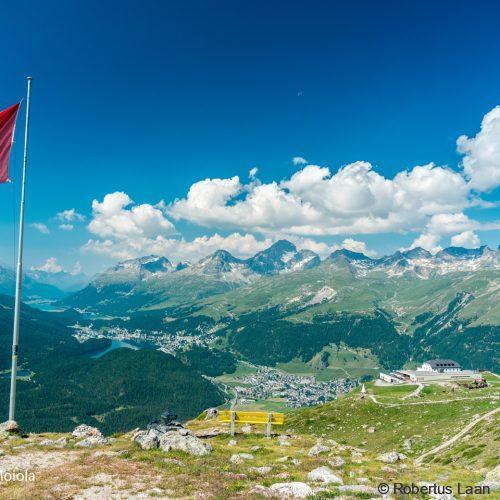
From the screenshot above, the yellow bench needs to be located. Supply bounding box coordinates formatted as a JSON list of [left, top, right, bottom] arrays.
[[218, 410, 285, 437]]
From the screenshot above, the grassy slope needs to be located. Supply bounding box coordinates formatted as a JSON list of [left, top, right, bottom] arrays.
[[1, 377, 498, 499]]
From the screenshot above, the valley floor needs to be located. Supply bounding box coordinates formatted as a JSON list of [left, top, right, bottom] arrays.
[[0, 375, 498, 499]]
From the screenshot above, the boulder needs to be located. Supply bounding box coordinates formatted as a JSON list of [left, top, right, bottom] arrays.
[[75, 435, 109, 448], [269, 482, 313, 498], [478, 464, 500, 491], [228, 439, 237, 446], [159, 431, 212, 456], [241, 424, 253, 434], [278, 436, 291, 446], [307, 466, 343, 485], [377, 451, 407, 463], [328, 457, 346, 468], [308, 443, 330, 456], [133, 431, 159, 450], [230, 453, 254, 464], [0, 420, 20, 434], [72, 424, 102, 439], [204, 408, 218, 420]]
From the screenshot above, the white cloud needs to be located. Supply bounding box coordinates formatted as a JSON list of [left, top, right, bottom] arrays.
[[450, 231, 481, 248], [56, 208, 85, 223], [292, 156, 308, 166], [408, 233, 443, 254], [56, 209, 85, 231], [338, 238, 377, 257], [84, 232, 273, 262], [457, 106, 500, 191], [169, 161, 470, 236], [248, 167, 258, 179], [30, 223, 50, 234], [71, 261, 83, 275], [31, 257, 63, 273], [88, 192, 176, 241], [426, 213, 476, 235]]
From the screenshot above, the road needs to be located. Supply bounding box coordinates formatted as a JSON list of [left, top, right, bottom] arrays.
[[414, 406, 499, 465]]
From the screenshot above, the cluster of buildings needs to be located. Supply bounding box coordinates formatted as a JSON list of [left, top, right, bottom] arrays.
[[236, 367, 356, 408], [380, 359, 482, 384], [70, 323, 217, 354]]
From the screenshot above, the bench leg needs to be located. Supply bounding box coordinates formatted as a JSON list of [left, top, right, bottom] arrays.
[[230, 411, 235, 437], [266, 413, 272, 438]]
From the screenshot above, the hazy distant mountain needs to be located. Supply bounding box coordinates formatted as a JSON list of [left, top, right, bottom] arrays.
[[26, 269, 89, 293], [0, 263, 65, 299]]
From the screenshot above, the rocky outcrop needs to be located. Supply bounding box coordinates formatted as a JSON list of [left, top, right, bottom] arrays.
[[132, 410, 212, 457], [377, 451, 407, 463], [72, 425, 109, 448]]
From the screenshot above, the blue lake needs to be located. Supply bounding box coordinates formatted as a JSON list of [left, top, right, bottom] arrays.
[[90, 339, 140, 359]]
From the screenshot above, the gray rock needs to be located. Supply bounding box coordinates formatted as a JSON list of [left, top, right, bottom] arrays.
[[249, 466, 272, 475], [328, 457, 346, 468], [377, 451, 407, 463], [133, 430, 159, 450], [307, 466, 343, 485], [367, 426, 376, 433], [308, 443, 330, 456], [205, 408, 218, 420], [251, 445, 262, 452], [478, 464, 500, 491], [241, 424, 253, 434], [75, 435, 109, 448], [0, 420, 19, 434], [230, 453, 254, 464], [159, 431, 212, 456], [228, 439, 237, 446], [269, 482, 313, 498], [72, 424, 102, 439]]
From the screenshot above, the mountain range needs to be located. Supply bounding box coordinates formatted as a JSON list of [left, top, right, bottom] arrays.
[[57, 240, 499, 373]]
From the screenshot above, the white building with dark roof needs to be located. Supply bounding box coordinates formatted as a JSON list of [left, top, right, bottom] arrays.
[[380, 358, 482, 384], [420, 359, 461, 373]]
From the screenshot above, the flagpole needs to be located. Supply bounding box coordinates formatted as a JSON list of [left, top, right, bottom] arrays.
[[8, 77, 32, 422]]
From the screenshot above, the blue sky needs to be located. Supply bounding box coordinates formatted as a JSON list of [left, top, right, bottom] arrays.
[[0, 0, 499, 274]]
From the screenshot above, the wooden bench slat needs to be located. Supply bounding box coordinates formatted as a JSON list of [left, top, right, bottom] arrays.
[[218, 410, 285, 425]]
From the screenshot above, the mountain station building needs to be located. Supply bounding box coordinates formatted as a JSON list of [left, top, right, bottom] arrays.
[[380, 359, 482, 384]]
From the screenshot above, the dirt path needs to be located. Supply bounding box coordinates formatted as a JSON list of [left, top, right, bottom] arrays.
[[414, 406, 500, 465], [401, 383, 423, 400], [369, 393, 498, 407]]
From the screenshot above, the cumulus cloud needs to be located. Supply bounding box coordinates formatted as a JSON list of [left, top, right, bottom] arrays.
[[457, 106, 500, 191], [88, 192, 176, 241], [169, 161, 471, 236], [57, 208, 85, 223], [56, 209, 85, 231], [248, 167, 258, 179], [292, 156, 308, 166], [84, 232, 273, 262], [31, 257, 63, 273], [407, 233, 443, 254], [450, 231, 481, 248], [30, 223, 50, 234]]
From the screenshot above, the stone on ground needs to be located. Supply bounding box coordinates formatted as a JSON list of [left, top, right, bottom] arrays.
[[72, 425, 102, 439], [307, 466, 343, 485], [159, 431, 212, 456], [308, 443, 330, 456], [229, 453, 254, 464], [269, 482, 313, 498], [377, 451, 407, 463]]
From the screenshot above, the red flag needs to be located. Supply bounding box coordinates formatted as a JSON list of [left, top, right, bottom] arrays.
[[0, 103, 21, 183]]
